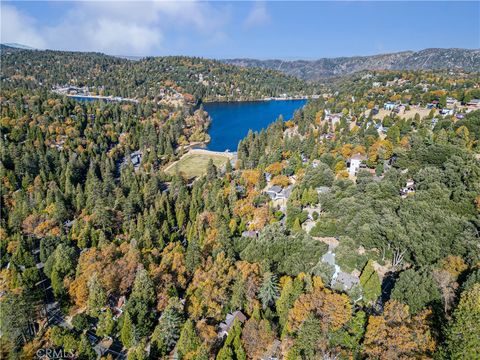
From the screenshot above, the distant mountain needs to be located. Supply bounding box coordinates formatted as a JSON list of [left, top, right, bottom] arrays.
[[2, 43, 36, 50], [223, 48, 480, 81]]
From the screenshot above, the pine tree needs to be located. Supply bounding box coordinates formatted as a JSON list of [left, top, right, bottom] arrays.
[[177, 320, 200, 359], [87, 273, 106, 316], [259, 272, 280, 309], [151, 302, 182, 356], [121, 312, 136, 349], [97, 308, 115, 338], [78, 333, 97, 360], [216, 320, 246, 360], [292, 217, 302, 232], [444, 283, 480, 359], [359, 260, 381, 305]]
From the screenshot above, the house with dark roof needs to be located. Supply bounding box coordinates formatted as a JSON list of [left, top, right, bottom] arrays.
[[265, 185, 293, 201], [121, 150, 142, 171], [218, 311, 247, 338]]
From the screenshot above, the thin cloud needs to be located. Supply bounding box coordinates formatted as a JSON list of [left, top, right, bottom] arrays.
[[0, 4, 46, 48], [1, 1, 230, 56], [244, 2, 270, 29]]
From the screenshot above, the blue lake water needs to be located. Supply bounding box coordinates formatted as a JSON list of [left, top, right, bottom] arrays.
[[203, 99, 307, 151]]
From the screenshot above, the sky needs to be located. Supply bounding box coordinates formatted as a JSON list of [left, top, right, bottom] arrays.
[[1, 1, 479, 59]]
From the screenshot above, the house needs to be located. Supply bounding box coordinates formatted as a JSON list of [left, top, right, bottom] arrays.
[[218, 311, 247, 338], [122, 150, 143, 171], [265, 185, 282, 199], [112, 296, 127, 320], [265, 185, 293, 201], [440, 108, 454, 116], [325, 113, 342, 127], [400, 179, 415, 198], [446, 97, 459, 108], [466, 99, 480, 109], [348, 154, 367, 177], [63, 219, 75, 229], [319, 133, 334, 140], [130, 151, 142, 168], [241, 230, 258, 238], [301, 153, 308, 164], [334, 271, 360, 291], [383, 102, 397, 111]]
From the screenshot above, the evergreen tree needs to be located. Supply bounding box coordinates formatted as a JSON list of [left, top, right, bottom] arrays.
[[121, 312, 136, 349], [96, 308, 115, 338], [87, 273, 107, 316], [177, 320, 200, 359], [444, 283, 480, 359], [151, 300, 183, 357], [259, 272, 280, 309], [216, 320, 246, 360], [359, 260, 381, 305]]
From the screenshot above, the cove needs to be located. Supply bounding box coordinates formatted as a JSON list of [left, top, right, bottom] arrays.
[[203, 99, 307, 152]]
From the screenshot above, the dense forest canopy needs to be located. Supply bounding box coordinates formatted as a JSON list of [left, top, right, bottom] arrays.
[[1, 46, 319, 102], [0, 47, 479, 360]]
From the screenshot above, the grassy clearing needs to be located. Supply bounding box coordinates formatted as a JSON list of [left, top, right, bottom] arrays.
[[165, 153, 230, 178]]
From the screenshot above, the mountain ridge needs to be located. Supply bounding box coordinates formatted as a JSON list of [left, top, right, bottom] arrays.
[[222, 48, 480, 80]]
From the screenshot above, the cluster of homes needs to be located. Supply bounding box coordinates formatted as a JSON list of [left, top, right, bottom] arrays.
[[52, 85, 138, 103], [383, 96, 480, 116]]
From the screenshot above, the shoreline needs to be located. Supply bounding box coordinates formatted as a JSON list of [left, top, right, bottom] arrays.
[[201, 95, 319, 104]]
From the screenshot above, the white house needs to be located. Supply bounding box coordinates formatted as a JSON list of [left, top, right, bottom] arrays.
[[383, 102, 397, 111], [400, 179, 415, 198], [348, 154, 367, 177]]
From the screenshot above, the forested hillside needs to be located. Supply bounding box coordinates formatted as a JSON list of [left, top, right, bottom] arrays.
[[224, 48, 480, 81], [0, 46, 318, 102], [1, 48, 480, 360]]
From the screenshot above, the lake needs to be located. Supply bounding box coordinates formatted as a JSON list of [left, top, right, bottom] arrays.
[[203, 99, 307, 151]]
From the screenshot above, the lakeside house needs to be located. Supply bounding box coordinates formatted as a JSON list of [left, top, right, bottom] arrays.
[[218, 311, 247, 338], [348, 153, 367, 177]]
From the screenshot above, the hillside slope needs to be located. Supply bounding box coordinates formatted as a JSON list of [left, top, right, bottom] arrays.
[[223, 48, 480, 80], [0, 45, 318, 101]]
